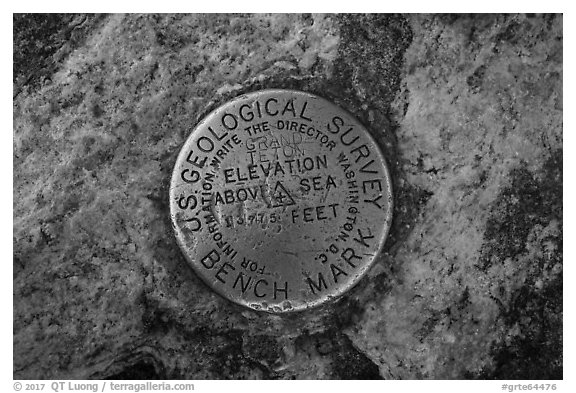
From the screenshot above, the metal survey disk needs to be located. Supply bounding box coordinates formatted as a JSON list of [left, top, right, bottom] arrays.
[[170, 89, 393, 313]]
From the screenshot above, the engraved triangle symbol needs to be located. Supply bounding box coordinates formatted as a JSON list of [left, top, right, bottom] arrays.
[[271, 181, 295, 208]]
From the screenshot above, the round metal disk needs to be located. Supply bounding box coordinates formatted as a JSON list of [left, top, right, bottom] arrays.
[[170, 89, 393, 313]]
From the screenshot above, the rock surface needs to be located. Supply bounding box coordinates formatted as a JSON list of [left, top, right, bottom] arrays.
[[13, 14, 562, 379]]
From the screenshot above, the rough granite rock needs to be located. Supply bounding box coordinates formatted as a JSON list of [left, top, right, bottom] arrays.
[[13, 14, 562, 379]]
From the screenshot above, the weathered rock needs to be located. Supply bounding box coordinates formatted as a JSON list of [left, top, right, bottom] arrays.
[[13, 13, 562, 379]]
